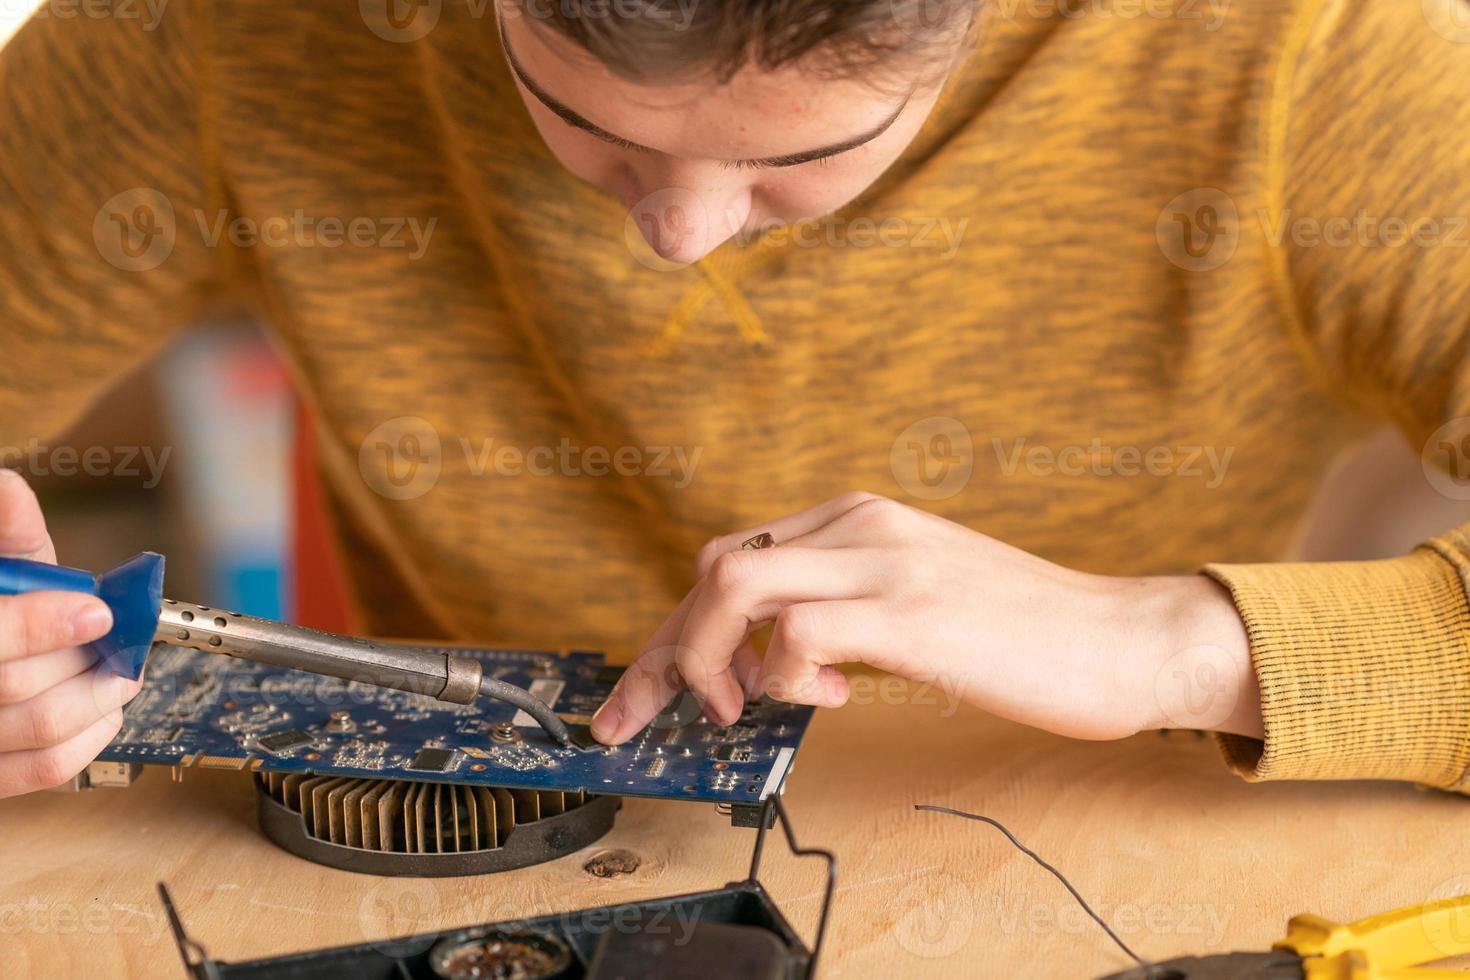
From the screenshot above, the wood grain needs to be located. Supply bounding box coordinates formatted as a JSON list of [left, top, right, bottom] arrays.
[[2, 678, 1468, 978]]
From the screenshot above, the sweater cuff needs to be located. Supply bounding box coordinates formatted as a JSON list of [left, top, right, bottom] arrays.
[[1202, 539, 1470, 789]]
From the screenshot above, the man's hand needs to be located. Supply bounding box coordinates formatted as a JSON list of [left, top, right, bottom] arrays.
[[0, 470, 142, 797], [591, 492, 1262, 745]]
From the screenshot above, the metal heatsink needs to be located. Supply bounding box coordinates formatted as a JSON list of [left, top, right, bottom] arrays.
[[254, 772, 620, 876]]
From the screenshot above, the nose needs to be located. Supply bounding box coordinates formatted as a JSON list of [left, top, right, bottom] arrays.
[[625, 172, 753, 267]]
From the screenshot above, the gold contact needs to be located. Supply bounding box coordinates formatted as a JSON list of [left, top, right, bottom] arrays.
[[194, 755, 250, 770]]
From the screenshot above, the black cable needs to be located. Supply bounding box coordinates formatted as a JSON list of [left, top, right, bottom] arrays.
[[914, 804, 1146, 967], [479, 675, 573, 746]]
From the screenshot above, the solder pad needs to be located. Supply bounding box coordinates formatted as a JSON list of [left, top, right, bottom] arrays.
[[97, 645, 812, 805]]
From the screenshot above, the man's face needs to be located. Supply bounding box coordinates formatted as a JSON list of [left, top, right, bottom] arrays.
[[499, 15, 951, 266]]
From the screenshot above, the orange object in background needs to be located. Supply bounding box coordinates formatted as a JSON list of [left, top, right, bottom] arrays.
[[291, 401, 358, 634]]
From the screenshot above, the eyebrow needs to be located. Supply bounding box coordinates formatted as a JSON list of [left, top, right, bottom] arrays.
[[500, 28, 908, 168]]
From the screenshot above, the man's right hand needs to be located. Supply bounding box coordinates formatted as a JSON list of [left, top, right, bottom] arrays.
[[0, 470, 142, 798]]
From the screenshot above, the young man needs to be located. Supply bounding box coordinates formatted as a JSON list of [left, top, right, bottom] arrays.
[[0, 0, 1467, 799]]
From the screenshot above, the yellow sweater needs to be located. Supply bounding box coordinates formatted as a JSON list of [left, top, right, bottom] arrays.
[[2, 0, 1469, 789]]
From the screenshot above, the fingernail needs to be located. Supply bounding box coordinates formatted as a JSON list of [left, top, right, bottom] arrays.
[[590, 698, 623, 743], [70, 603, 112, 644]]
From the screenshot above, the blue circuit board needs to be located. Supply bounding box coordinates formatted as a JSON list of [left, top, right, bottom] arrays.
[[96, 645, 812, 806]]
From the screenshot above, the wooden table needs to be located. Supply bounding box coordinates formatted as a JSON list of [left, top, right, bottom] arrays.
[[2, 677, 1466, 978]]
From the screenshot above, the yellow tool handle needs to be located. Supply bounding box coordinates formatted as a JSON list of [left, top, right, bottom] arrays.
[[1277, 894, 1470, 978]]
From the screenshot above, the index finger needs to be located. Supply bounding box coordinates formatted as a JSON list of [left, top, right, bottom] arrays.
[[675, 548, 876, 728], [694, 491, 881, 577], [591, 582, 705, 744]]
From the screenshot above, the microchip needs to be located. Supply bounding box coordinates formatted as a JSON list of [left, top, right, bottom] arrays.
[[256, 729, 315, 755], [564, 724, 603, 752], [710, 745, 754, 763], [593, 666, 626, 685], [408, 747, 462, 773]]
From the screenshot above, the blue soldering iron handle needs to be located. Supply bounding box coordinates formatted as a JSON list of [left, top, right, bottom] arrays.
[[0, 552, 165, 680]]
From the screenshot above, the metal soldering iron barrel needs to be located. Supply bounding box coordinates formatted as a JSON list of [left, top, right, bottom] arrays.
[[155, 600, 484, 703], [155, 600, 573, 745]]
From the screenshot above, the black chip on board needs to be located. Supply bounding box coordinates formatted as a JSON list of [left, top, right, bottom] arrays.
[[710, 744, 753, 762], [408, 747, 461, 772], [257, 729, 315, 755], [564, 723, 602, 752]]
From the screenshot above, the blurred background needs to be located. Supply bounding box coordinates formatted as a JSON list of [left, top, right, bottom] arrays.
[[5, 0, 294, 622], [3, 316, 295, 622], [3, 2, 1468, 633]]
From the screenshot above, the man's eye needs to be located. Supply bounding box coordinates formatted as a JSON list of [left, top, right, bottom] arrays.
[[603, 134, 650, 154], [722, 154, 837, 171]]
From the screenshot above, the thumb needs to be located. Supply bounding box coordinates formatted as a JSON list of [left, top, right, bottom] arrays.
[[0, 469, 57, 564]]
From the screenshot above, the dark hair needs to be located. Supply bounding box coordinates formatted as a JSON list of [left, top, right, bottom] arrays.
[[512, 0, 981, 85]]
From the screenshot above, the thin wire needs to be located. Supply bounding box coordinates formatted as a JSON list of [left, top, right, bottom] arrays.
[[478, 675, 572, 746], [915, 804, 1147, 966]]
